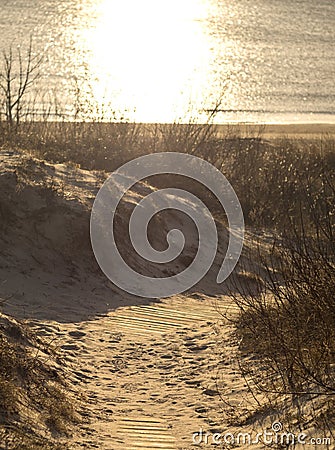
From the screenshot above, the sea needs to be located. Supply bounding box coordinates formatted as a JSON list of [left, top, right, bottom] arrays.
[[0, 0, 334, 123]]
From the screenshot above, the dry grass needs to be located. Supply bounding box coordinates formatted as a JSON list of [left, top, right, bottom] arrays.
[[226, 167, 335, 436], [2, 119, 334, 228], [0, 314, 79, 449], [0, 120, 222, 173]]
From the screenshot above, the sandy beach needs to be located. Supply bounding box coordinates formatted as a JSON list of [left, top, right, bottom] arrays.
[[0, 124, 334, 448], [212, 122, 335, 140]]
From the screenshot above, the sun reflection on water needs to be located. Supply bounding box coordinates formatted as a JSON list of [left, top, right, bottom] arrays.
[[80, 0, 212, 122]]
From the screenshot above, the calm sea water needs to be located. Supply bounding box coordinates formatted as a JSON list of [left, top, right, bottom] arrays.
[[0, 0, 334, 123]]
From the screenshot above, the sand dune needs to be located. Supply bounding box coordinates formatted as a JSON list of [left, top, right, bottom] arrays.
[[1, 148, 325, 449]]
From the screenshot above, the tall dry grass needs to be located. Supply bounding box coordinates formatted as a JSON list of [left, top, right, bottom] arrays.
[[226, 165, 335, 435]]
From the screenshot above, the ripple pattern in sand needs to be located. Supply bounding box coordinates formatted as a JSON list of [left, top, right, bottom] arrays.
[[31, 296, 240, 449]]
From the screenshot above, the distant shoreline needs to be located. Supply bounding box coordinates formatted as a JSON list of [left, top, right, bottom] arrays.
[[120, 122, 335, 139], [8, 121, 335, 140], [215, 122, 335, 139]]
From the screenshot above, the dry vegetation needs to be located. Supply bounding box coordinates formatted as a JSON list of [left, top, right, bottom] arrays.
[[229, 173, 335, 435], [0, 313, 79, 449], [220, 135, 335, 435]]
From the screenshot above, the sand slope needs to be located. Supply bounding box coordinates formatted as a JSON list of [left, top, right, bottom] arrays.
[[0, 149, 249, 448], [2, 149, 324, 449]]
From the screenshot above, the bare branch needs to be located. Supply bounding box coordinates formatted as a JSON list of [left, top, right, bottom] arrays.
[[0, 37, 42, 128]]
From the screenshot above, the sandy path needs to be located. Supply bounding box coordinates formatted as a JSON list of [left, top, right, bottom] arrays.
[[0, 150, 253, 448], [30, 296, 241, 449]]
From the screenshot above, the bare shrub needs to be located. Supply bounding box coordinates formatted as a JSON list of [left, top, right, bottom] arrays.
[[229, 170, 335, 429], [0, 37, 42, 131]]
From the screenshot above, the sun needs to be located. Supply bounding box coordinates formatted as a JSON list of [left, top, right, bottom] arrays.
[[82, 0, 211, 122]]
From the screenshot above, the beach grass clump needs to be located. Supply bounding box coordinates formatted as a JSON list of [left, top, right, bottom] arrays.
[[0, 313, 78, 449], [229, 170, 335, 426], [218, 134, 335, 228], [0, 119, 221, 173]]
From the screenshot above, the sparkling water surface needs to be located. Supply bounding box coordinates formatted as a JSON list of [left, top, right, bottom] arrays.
[[0, 0, 334, 123]]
